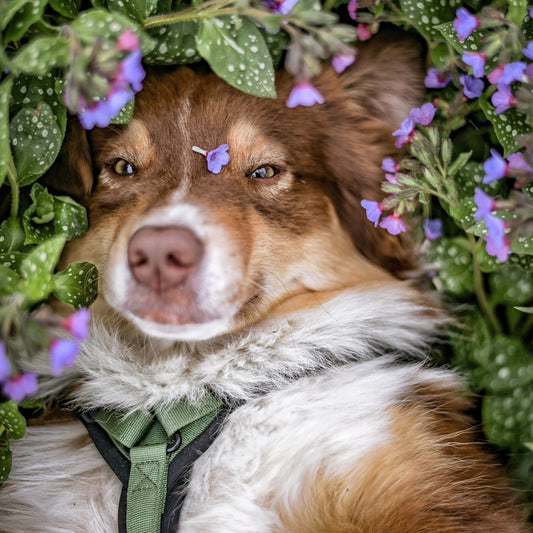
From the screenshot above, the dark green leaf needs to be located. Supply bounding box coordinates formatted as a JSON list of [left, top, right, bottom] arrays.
[[400, 0, 459, 40], [53, 262, 99, 309], [0, 77, 12, 190], [0, 445, 12, 485], [145, 21, 201, 65], [0, 401, 26, 440], [49, 0, 80, 18], [0, 217, 26, 253], [2, 0, 47, 43], [11, 37, 70, 76], [107, 0, 157, 23], [0, 265, 21, 296], [489, 266, 533, 305]]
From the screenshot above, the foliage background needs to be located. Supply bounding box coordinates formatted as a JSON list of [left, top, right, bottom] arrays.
[[0, 0, 532, 517]]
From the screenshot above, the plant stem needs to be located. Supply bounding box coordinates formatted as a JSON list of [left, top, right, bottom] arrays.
[[6, 153, 19, 218]]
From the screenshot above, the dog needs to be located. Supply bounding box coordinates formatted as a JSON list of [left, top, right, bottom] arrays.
[[0, 34, 528, 532]]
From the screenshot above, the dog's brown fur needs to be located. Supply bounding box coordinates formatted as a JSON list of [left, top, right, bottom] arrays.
[[33, 33, 529, 531]]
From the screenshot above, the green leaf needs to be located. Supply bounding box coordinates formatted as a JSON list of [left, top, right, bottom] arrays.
[[448, 151, 472, 176], [510, 232, 533, 255], [399, 0, 460, 40], [0, 77, 12, 190], [197, 16, 276, 98], [2, 0, 47, 42], [0, 265, 21, 296], [19, 236, 66, 305], [0, 445, 12, 485], [0, 401, 26, 440], [11, 37, 70, 76], [435, 21, 484, 54], [479, 91, 529, 156], [107, 0, 157, 23], [110, 99, 135, 125], [0, 217, 26, 253], [48, 0, 80, 18], [145, 21, 201, 65], [507, 0, 528, 27], [53, 262, 99, 309], [9, 103, 64, 187], [489, 266, 533, 305]]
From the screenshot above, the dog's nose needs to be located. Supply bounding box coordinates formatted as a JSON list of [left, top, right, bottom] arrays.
[[127, 226, 204, 291]]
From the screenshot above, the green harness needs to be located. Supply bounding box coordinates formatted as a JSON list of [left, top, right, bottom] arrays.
[[79, 393, 225, 533]]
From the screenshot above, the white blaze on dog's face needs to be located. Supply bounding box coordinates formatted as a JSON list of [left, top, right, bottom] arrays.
[[55, 36, 424, 341]]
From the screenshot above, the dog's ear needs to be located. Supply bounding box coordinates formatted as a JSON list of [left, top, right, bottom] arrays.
[[40, 117, 94, 200], [322, 31, 425, 274]]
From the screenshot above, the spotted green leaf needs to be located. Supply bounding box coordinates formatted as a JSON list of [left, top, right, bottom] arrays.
[[111, 99, 135, 125], [9, 103, 64, 187], [510, 233, 533, 255], [0, 265, 21, 296], [0, 77, 12, 190], [2, 0, 47, 42], [479, 92, 529, 156], [11, 37, 70, 76], [509, 253, 533, 270], [19, 236, 66, 305], [145, 21, 201, 65], [0, 217, 26, 253], [0, 445, 12, 485], [197, 16, 276, 99], [400, 0, 460, 40], [0, 401, 26, 440], [107, 0, 157, 22], [49, 0, 79, 18], [507, 0, 528, 27], [53, 262, 99, 309], [489, 266, 533, 305]]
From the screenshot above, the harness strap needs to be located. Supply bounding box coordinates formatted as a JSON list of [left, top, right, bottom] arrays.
[[78, 396, 228, 533]]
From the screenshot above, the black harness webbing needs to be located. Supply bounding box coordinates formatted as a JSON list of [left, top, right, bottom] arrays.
[[78, 406, 230, 533]]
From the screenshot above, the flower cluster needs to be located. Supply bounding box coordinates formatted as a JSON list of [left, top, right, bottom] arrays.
[[64, 29, 145, 130], [0, 308, 90, 401]]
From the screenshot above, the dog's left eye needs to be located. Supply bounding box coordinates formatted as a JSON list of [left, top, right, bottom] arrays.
[[112, 159, 136, 176], [249, 165, 279, 180]]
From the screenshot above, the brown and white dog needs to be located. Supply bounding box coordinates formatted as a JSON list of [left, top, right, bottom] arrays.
[[0, 34, 528, 532]]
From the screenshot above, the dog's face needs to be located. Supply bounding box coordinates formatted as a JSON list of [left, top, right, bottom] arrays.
[[51, 35, 423, 341]]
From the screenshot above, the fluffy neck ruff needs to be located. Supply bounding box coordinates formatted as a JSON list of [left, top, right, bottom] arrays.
[[48, 285, 444, 414]]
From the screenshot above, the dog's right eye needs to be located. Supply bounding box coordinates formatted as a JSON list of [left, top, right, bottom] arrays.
[[112, 159, 136, 176]]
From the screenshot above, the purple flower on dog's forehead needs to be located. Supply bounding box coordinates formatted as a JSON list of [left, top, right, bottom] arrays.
[[424, 67, 451, 89], [263, 0, 299, 14], [348, 0, 358, 20], [423, 218, 443, 241], [379, 213, 406, 235], [491, 83, 516, 114], [62, 308, 91, 341], [501, 62, 526, 84], [453, 7, 479, 41], [460, 74, 484, 99], [462, 51, 486, 78], [483, 148, 508, 183], [392, 116, 414, 148], [524, 41, 533, 60], [286, 81, 324, 108], [409, 102, 436, 126], [50, 339, 80, 377], [193, 144, 231, 174], [2, 372, 38, 401], [332, 54, 356, 74], [0, 340, 11, 382], [361, 200, 383, 227], [474, 187, 495, 221]]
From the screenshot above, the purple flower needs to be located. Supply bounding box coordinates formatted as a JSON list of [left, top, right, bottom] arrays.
[[423, 218, 443, 241], [50, 339, 80, 377], [474, 187, 495, 221], [507, 152, 532, 172], [115, 50, 145, 93], [453, 7, 479, 41], [460, 74, 484, 99], [2, 372, 38, 401], [286, 81, 324, 108], [379, 213, 406, 235], [332, 54, 356, 74], [487, 64, 505, 85], [409, 102, 436, 126], [424, 68, 451, 89], [381, 157, 399, 173], [207, 144, 231, 174], [484, 214, 510, 262], [483, 148, 508, 183], [117, 28, 140, 52], [361, 200, 383, 227], [392, 116, 414, 148], [62, 308, 91, 341], [356, 23, 372, 41], [485, 235, 510, 262], [348, 0, 358, 19], [524, 41, 533, 60], [462, 51, 486, 78], [500, 62, 526, 84], [263, 0, 299, 14], [0, 340, 11, 382], [79, 89, 134, 129], [491, 83, 516, 114]]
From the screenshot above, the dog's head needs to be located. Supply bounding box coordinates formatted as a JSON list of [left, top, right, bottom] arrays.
[[47, 33, 424, 341]]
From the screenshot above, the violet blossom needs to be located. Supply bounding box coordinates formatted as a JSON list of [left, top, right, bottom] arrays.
[[286, 82, 324, 108], [483, 148, 508, 183], [0, 340, 11, 382], [423, 218, 443, 241], [392, 116, 415, 148], [193, 144, 230, 174], [263, 0, 299, 14], [462, 51, 486, 78], [500, 62, 527, 84], [484, 214, 510, 262], [424, 68, 451, 89], [487, 65, 505, 85], [523, 41, 533, 60], [409, 102, 436, 126], [2, 372, 38, 401], [453, 7, 479, 41], [332, 54, 356, 74], [361, 200, 383, 227], [491, 83, 516, 114], [460, 74, 484, 99], [62, 308, 91, 341], [348, 0, 358, 20], [50, 339, 80, 377], [379, 213, 406, 235], [474, 187, 495, 221]]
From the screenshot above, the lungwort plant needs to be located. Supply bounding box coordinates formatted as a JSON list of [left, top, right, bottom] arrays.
[[0, 0, 532, 513]]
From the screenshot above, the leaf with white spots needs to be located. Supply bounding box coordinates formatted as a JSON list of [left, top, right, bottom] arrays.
[[0, 445, 12, 484], [400, 0, 459, 40], [19, 236, 66, 305], [507, 0, 528, 27], [49, 0, 79, 18], [11, 37, 70, 76], [0, 401, 26, 440], [107, 0, 157, 23], [53, 261, 99, 309], [2, 0, 47, 42], [145, 21, 201, 65], [111, 99, 135, 125], [479, 92, 529, 156], [0, 264, 22, 296], [489, 266, 533, 305], [0, 217, 26, 253], [197, 16, 276, 99], [9, 103, 64, 187], [0, 77, 12, 190]]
